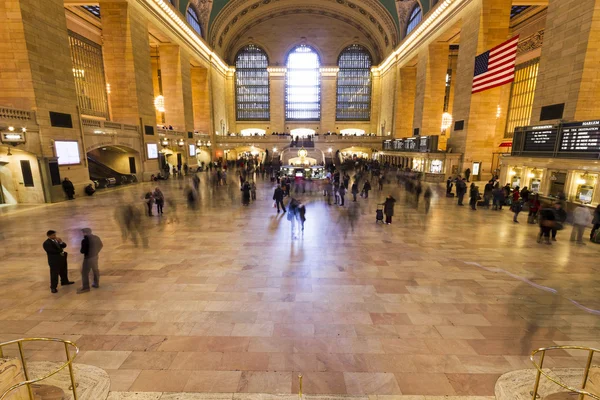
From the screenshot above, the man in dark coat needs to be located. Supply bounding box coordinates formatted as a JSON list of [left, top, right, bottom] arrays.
[[43, 230, 74, 293], [77, 228, 103, 294], [62, 177, 75, 200], [456, 178, 467, 206], [382, 195, 396, 225], [273, 184, 286, 213]]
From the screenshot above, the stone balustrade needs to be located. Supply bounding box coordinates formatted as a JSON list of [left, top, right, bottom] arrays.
[[0, 106, 35, 122], [81, 118, 139, 135]]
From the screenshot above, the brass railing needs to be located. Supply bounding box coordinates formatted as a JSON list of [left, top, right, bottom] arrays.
[[0, 338, 79, 400], [531, 345, 600, 400]]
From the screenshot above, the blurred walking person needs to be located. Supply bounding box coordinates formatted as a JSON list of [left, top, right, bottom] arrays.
[[77, 228, 103, 294], [144, 191, 154, 216], [424, 186, 432, 214], [591, 205, 600, 241], [351, 181, 359, 202], [273, 184, 286, 213], [362, 181, 371, 198], [571, 204, 592, 245]]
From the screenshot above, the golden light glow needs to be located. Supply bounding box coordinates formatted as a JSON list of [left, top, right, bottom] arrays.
[[154, 95, 165, 113], [441, 112, 453, 130]]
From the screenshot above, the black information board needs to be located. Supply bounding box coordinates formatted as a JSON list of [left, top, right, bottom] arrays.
[[523, 125, 559, 152], [559, 120, 600, 152], [383, 136, 439, 153]]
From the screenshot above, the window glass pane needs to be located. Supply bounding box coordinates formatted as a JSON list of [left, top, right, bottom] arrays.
[[505, 58, 540, 138], [406, 6, 422, 36], [186, 7, 202, 36], [336, 44, 372, 121], [286, 45, 321, 121], [68, 30, 109, 119], [236, 45, 270, 121]]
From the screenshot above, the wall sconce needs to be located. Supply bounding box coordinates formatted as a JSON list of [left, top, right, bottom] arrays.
[[177, 138, 185, 147], [196, 140, 203, 147], [161, 138, 169, 147], [328, 148, 333, 153], [206, 141, 211, 147]]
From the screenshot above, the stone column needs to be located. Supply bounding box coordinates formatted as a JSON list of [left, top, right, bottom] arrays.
[[395, 66, 417, 138], [413, 43, 450, 136], [371, 71, 383, 135], [448, 0, 512, 178], [191, 66, 211, 134], [101, 1, 155, 127], [321, 69, 338, 132], [0, 0, 89, 201], [531, 0, 600, 123], [269, 70, 285, 132], [159, 45, 194, 132]]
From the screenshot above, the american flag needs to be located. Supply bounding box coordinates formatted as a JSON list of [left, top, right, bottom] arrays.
[[472, 35, 519, 94]]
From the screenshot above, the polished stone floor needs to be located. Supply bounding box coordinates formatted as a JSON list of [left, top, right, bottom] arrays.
[[1, 171, 599, 397]]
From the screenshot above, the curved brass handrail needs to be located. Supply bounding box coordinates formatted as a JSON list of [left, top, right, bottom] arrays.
[[0, 337, 80, 400], [530, 345, 600, 400]]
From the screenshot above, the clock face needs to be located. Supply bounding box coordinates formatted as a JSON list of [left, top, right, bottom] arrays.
[[298, 149, 308, 158]]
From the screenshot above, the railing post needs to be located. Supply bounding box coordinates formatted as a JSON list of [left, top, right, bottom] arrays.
[[65, 342, 78, 400], [17, 342, 34, 400], [531, 350, 545, 400], [579, 350, 594, 400]]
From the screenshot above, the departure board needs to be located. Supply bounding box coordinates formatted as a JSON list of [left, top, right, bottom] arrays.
[[560, 120, 600, 152], [382, 136, 439, 153], [523, 125, 559, 152]]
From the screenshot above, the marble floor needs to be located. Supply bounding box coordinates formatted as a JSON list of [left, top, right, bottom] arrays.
[[1, 172, 599, 397]]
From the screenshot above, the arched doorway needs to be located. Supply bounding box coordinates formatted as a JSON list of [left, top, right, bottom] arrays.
[[86, 145, 139, 188]]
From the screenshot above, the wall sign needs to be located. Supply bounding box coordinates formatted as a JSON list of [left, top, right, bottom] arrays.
[[382, 136, 439, 153], [559, 120, 600, 152]]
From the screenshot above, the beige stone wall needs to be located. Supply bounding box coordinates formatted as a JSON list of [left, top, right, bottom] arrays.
[[378, 67, 397, 137], [0, 0, 90, 201], [531, 0, 600, 123], [211, 68, 229, 137], [159, 45, 195, 132], [191, 66, 211, 133], [395, 66, 417, 138]]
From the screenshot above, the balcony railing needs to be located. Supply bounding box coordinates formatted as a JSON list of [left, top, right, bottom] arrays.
[[81, 118, 139, 134], [0, 107, 36, 122]]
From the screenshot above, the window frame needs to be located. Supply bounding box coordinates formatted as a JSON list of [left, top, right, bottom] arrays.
[[406, 5, 423, 37], [285, 44, 322, 122], [335, 44, 373, 121], [186, 4, 203, 37], [235, 44, 271, 121]]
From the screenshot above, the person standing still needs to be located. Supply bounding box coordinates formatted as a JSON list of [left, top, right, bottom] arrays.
[[382, 195, 396, 225], [456, 178, 467, 206], [351, 181, 359, 202], [273, 184, 286, 213], [338, 184, 346, 206], [77, 228, 104, 294], [43, 230, 74, 293], [62, 177, 75, 200], [465, 168, 471, 182]]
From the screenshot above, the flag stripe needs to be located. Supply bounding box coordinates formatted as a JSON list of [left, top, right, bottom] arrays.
[[472, 35, 519, 94], [473, 65, 515, 86], [473, 72, 515, 92]]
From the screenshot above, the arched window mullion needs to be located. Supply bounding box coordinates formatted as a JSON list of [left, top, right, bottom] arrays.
[[336, 44, 372, 121], [186, 5, 203, 37], [406, 5, 423, 36], [286, 45, 321, 121], [235, 45, 270, 121]]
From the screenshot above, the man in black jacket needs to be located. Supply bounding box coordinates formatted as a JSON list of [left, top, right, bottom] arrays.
[[43, 230, 74, 293], [273, 184, 286, 213], [62, 178, 75, 200], [77, 228, 104, 294]]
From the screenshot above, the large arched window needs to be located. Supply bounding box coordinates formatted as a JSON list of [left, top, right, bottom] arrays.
[[336, 44, 372, 121], [286, 45, 321, 121], [186, 5, 202, 37], [406, 5, 423, 36], [235, 45, 270, 121]]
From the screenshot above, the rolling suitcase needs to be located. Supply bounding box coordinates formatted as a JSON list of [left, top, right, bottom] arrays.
[[376, 206, 384, 223]]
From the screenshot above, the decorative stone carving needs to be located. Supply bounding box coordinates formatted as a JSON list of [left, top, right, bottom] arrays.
[[517, 29, 545, 55], [396, 0, 417, 37]]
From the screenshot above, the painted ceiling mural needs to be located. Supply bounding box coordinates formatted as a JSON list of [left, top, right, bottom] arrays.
[[181, 0, 432, 35]]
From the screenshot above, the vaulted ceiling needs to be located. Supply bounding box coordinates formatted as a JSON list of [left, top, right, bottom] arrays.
[[184, 0, 435, 64]]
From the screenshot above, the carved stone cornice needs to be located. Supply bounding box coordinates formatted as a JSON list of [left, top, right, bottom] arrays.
[[517, 29, 544, 55]]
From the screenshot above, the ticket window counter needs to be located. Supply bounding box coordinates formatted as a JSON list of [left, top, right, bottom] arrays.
[[412, 158, 425, 172], [547, 171, 567, 197], [571, 172, 598, 205], [526, 169, 544, 194], [429, 160, 444, 174], [508, 167, 523, 188]]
